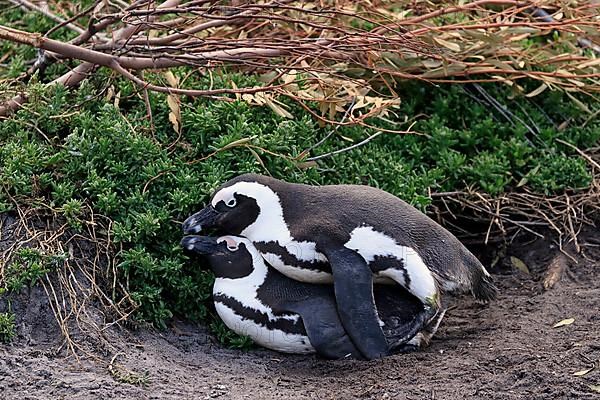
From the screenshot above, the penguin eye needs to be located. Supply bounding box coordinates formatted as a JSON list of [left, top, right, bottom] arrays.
[[214, 197, 236, 212], [219, 236, 239, 252], [226, 198, 237, 208], [227, 244, 239, 252]]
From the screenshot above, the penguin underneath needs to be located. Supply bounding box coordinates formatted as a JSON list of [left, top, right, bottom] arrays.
[[182, 234, 445, 359], [182, 174, 497, 359]]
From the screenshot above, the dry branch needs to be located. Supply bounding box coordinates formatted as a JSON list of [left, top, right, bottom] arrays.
[[430, 147, 600, 253], [1, 0, 599, 119]]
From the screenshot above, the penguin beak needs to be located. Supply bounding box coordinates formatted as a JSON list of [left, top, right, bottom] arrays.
[[181, 235, 220, 255], [182, 206, 219, 234]]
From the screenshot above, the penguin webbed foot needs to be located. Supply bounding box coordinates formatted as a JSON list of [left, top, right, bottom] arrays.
[[383, 306, 438, 351], [394, 343, 420, 354], [314, 335, 364, 360]]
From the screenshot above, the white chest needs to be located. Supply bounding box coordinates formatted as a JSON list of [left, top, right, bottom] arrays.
[[213, 276, 314, 354], [214, 302, 314, 354]]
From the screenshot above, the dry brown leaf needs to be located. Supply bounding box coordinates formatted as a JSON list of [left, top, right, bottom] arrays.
[[578, 59, 600, 69], [163, 71, 178, 87], [421, 59, 442, 69], [241, 93, 254, 103], [433, 37, 461, 52], [573, 368, 594, 376], [422, 63, 466, 78], [525, 83, 548, 98], [163, 71, 181, 133], [557, 120, 570, 131], [488, 59, 516, 71], [265, 98, 293, 119], [296, 161, 318, 169], [167, 95, 181, 133], [509, 33, 532, 42], [328, 102, 337, 121], [114, 91, 121, 109], [565, 92, 591, 114], [510, 256, 530, 274], [231, 81, 241, 101], [553, 318, 575, 328], [247, 147, 267, 170], [105, 85, 114, 102], [543, 253, 568, 290], [282, 70, 298, 85], [168, 112, 179, 133], [589, 385, 600, 393], [517, 165, 540, 187], [219, 136, 256, 151], [569, 79, 586, 88]]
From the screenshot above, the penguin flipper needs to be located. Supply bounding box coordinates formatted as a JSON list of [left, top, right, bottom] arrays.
[[281, 298, 361, 359], [323, 247, 389, 360]]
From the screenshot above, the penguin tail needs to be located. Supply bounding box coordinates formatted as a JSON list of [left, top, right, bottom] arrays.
[[465, 253, 498, 302], [470, 266, 498, 301]]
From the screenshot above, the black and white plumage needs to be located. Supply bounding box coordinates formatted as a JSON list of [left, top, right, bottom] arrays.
[[181, 235, 444, 359], [183, 174, 496, 359]]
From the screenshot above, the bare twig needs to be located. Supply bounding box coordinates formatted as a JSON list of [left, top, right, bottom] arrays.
[[0, 0, 183, 117], [10, 0, 86, 34], [557, 139, 600, 171], [301, 97, 357, 158], [0, 0, 599, 119], [306, 130, 386, 161]]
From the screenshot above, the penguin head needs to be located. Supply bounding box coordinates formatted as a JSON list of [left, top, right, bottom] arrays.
[[182, 175, 280, 237], [181, 235, 261, 279]]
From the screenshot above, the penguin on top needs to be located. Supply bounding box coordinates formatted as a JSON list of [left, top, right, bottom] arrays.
[[183, 174, 496, 359], [181, 234, 445, 359]]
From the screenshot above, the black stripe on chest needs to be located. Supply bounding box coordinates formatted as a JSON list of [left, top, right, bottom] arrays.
[[253, 241, 332, 273], [371, 255, 410, 286], [213, 294, 307, 336]]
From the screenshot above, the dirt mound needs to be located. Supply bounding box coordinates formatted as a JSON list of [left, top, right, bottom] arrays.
[[1, 227, 599, 399]]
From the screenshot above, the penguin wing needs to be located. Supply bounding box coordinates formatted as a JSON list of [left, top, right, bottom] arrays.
[[259, 275, 360, 359], [280, 298, 361, 360], [322, 246, 388, 360]]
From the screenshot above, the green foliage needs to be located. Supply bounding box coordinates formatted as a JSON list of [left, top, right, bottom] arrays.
[[210, 318, 254, 350], [0, 74, 598, 330], [3, 248, 66, 292], [0, 311, 16, 343], [0, 77, 597, 335]]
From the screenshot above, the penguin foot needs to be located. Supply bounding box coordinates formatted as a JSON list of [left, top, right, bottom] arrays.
[[384, 306, 439, 350], [394, 343, 420, 354], [419, 307, 447, 347]]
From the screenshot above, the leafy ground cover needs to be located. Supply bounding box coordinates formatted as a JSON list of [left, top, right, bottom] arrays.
[[1, 73, 598, 330]]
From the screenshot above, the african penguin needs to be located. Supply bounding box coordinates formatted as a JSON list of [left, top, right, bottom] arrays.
[[182, 174, 496, 359], [181, 235, 445, 359]]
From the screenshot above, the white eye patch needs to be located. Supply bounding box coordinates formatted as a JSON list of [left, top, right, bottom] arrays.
[[210, 181, 268, 209], [212, 187, 237, 208], [218, 236, 239, 251]]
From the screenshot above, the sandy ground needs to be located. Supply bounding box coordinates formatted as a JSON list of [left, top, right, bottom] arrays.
[[1, 232, 599, 400]]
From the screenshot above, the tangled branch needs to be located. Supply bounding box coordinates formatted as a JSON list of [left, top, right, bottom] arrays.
[[0, 0, 599, 119], [431, 147, 600, 256]]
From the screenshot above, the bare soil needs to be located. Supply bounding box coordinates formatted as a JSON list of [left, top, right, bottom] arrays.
[[1, 230, 599, 400]]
